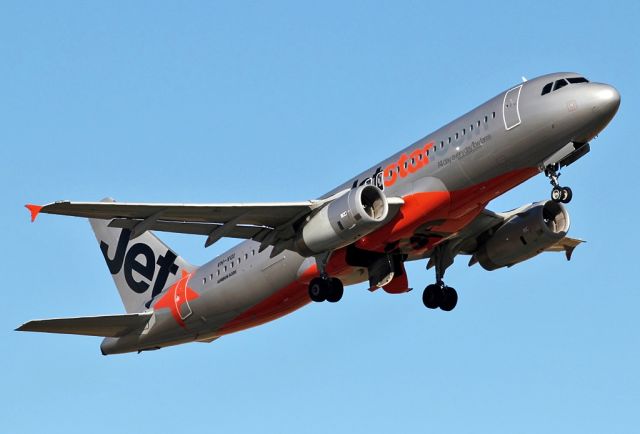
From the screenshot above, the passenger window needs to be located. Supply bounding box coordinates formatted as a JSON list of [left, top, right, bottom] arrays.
[[203, 278, 206, 284], [439, 141, 443, 149], [484, 115, 488, 123], [541, 82, 552, 95], [492, 111, 496, 119], [448, 137, 451, 144], [244, 253, 248, 260], [462, 128, 466, 135], [455, 132, 459, 139], [470, 124, 473, 131], [217, 270, 220, 276], [477, 120, 481, 127], [553, 79, 568, 91], [252, 250, 255, 256]]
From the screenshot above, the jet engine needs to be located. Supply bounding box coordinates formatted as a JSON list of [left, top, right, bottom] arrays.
[[474, 200, 570, 270], [295, 185, 389, 256]]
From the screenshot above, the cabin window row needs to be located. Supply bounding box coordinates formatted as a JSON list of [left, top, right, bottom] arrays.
[[202, 249, 257, 284], [437, 112, 495, 150]]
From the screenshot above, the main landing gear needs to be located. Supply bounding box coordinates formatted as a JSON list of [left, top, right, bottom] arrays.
[[308, 252, 344, 303], [422, 283, 458, 312], [422, 244, 458, 311], [308, 276, 344, 303], [545, 164, 572, 204]]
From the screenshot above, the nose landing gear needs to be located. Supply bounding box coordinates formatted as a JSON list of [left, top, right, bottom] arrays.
[[546, 164, 572, 203]]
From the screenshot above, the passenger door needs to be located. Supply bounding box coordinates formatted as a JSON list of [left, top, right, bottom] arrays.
[[503, 85, 522, 130]]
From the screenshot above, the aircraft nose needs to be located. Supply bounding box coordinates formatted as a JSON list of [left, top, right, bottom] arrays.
[[592, 83, 621, 118]]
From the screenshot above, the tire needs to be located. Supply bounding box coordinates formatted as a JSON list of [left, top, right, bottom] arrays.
[[561, 186, 573, 204], [308, 278, 328, 302], [326, 278, 344, 303], [440, 287, 458, 312], [422, 284, 442, 309], [551, 186, 563, 202]]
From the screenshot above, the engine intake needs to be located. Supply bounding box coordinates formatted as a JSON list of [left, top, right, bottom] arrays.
[[295, 185, 389, 256], [475, 200, 570, 270]]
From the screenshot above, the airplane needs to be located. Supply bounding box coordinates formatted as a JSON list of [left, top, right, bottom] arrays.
[[18, 72, 620, 355]]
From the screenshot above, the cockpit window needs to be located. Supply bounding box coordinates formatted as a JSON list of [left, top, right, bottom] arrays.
[[567, 76, 589, 84], [541, 76, 590, 96], [553, 79, 569, 91]]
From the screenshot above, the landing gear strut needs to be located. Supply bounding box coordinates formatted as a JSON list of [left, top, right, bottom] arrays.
[[422, 244, 458, 311], [308, 253, 344, 303], [545, 164, 572, 204]]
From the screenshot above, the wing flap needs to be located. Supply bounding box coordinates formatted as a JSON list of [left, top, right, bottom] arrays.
[[108, 219, 268, 239], [16, 312, 153, 337]]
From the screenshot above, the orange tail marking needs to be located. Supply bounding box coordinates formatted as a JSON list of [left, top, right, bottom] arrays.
[[25, 204, 43, 222]]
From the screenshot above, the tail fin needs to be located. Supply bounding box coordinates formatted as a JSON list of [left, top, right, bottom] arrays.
[[90, 198, 195, 313]]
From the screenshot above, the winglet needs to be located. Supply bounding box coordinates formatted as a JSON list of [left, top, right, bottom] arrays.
[[25, 204, 43, 222]]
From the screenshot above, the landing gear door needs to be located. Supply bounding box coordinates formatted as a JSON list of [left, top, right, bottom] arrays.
[[503, 85, 522, 130]]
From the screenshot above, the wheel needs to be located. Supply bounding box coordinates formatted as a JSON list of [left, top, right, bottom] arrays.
[[551, 186, 563, 202], [308, 277, 328, 302], [560, 186, 573, 203], [422, 284, 442, 309], [440, 286, 458, 312], [326, 278, 344, 303]]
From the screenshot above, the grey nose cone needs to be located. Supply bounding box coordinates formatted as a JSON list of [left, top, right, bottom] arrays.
[[595, 84, 621, 117], [573, 83, 620, 143]]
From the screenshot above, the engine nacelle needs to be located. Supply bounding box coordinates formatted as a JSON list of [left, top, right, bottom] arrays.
[[475, 200, 570, 270], [295, 185, 389, 256]]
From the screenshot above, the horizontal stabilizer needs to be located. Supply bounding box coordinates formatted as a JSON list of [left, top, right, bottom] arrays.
[[16, 312, 152, 337]]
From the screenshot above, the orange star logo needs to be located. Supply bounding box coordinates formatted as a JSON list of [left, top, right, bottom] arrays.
[[153, 270, 199, 327]]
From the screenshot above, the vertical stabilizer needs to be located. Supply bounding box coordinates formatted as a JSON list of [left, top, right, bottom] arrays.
[[89, 198, 195, 313]]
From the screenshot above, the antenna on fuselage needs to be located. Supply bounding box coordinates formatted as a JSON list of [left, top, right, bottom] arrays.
[[521, 76, 528, 82]]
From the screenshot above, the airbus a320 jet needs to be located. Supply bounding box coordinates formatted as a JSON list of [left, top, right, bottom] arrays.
[[19, 72, 620, 355]]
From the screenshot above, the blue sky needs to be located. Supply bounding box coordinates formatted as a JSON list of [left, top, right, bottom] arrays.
[[1, 1, 638, 433]]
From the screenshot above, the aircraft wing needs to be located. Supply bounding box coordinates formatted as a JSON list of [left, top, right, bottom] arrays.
[[466, 207, 584, 260], [16, 312, 152, 337], [446, 206, 584, 264], [29, 199, 323, 227], [543, 236, 585, 260], [26, 193, 405, 249]]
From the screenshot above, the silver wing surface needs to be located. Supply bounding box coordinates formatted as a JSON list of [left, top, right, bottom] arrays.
[[29, 193, 404, 249], [422, 205, 584, 269]]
